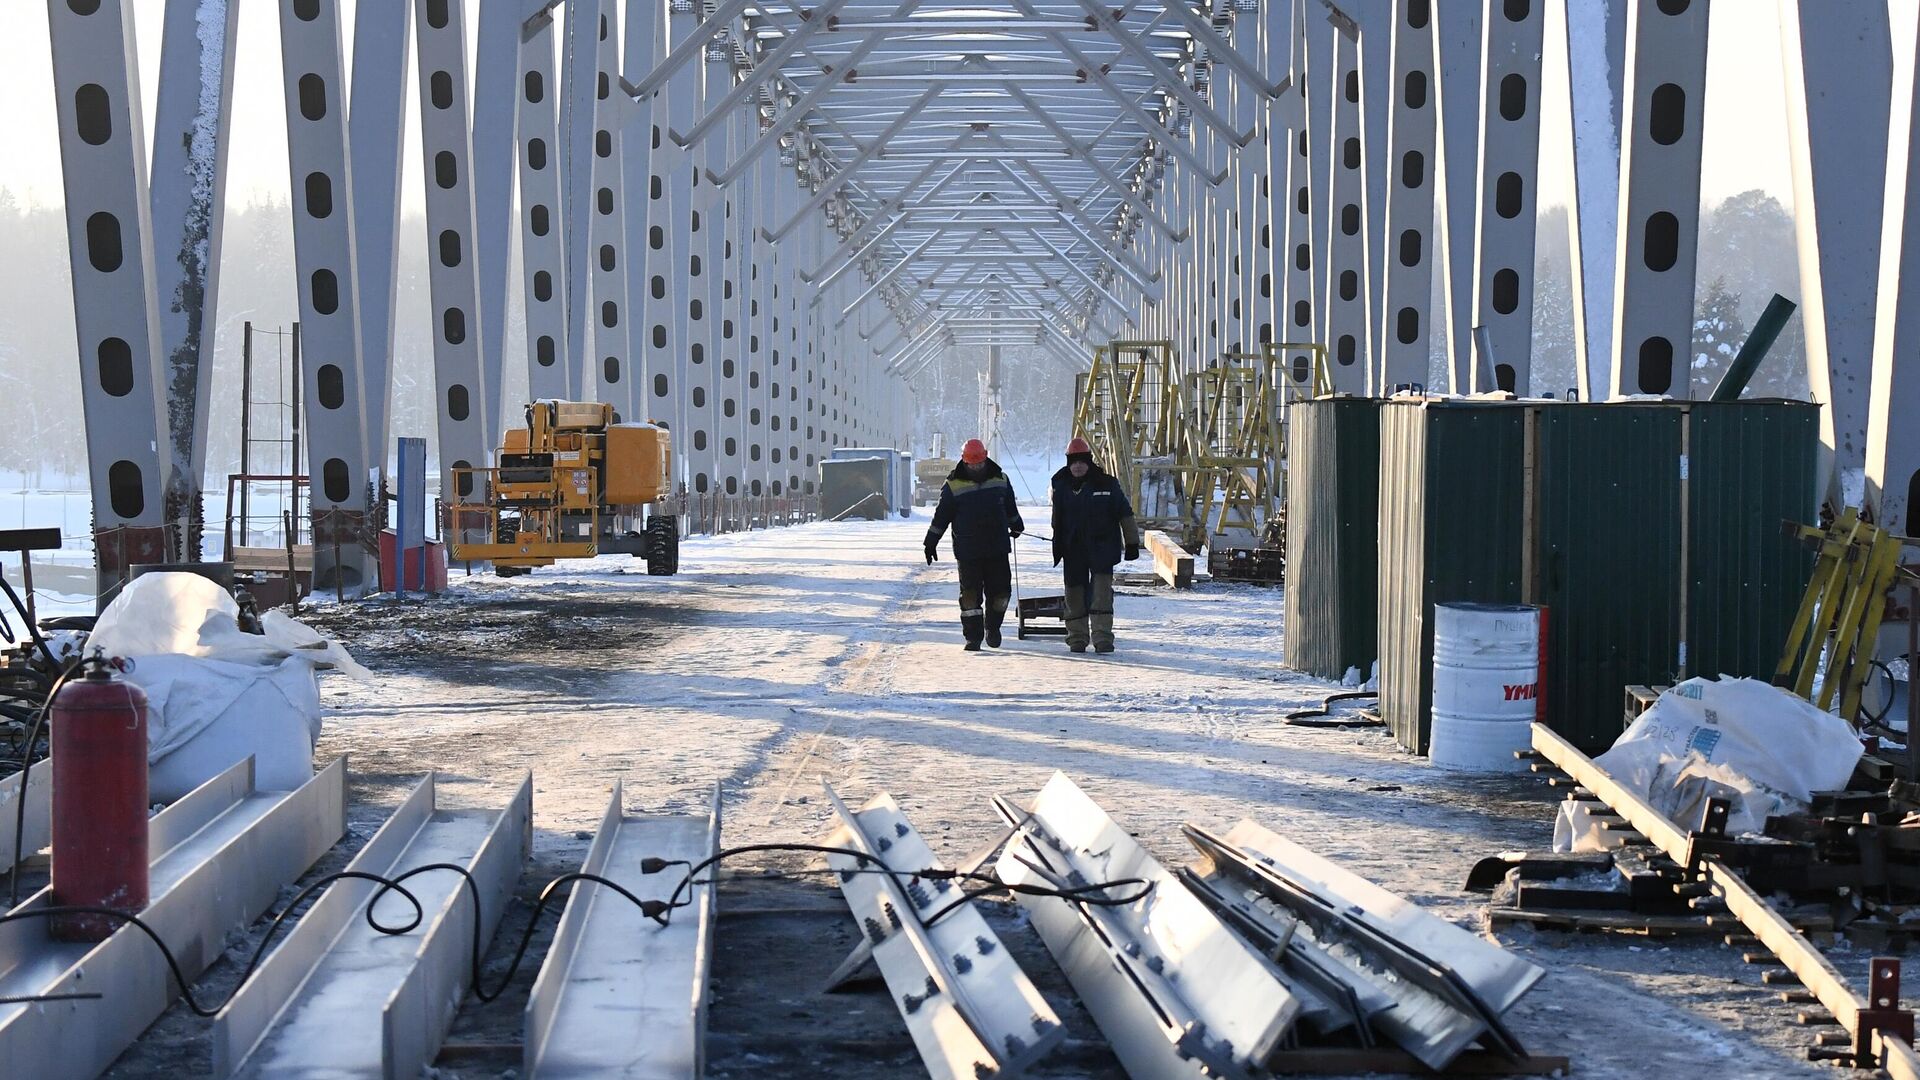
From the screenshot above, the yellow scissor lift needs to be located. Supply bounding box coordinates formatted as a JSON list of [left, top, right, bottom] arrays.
[[446, 400, 680, 577]]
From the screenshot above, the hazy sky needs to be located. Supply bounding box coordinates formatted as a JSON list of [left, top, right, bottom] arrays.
[[0, 2, 1803, 217]]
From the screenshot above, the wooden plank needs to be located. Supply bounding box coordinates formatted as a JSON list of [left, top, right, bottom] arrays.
[[1143, 530, 1194, 589], [232, 545, 315, 572]]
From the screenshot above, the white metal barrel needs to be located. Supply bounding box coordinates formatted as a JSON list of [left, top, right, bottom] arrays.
[[1429, 603, 1542, 771]]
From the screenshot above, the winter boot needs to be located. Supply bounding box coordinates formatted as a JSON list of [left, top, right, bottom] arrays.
[[986, 595, 1009, 648], [962, 612, 985, 651]]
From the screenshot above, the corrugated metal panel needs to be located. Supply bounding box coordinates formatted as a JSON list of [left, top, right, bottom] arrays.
[[1533, 404, 1685, 750], [1378, 401, 1527, 754], [1283, 399, 1381, 680], [1685, 400, 1818, 685]]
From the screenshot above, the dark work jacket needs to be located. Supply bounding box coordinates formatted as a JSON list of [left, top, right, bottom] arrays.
[[1051, 464, 1140, 570], [927, 459, 1024, 561]]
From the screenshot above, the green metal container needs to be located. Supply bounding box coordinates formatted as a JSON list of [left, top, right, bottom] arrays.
[[1283, 398, 1382, 680], [1377, 400, 1529, 754]]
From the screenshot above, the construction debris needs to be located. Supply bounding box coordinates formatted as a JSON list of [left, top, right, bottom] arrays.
[[994, 773, 1551, 1077], [822, 783, 1065, 1080]]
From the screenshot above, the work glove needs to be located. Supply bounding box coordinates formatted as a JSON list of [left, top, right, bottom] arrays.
[[1010, 526, 1024, 539], [924, 543, 938, 565], [1125, 544, 1140, 562]]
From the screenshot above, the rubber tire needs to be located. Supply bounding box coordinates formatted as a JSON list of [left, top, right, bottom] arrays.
[[646, 515, 680, 576]]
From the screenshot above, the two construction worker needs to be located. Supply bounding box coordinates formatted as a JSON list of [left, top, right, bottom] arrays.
[[924, 436, 1140, 655]]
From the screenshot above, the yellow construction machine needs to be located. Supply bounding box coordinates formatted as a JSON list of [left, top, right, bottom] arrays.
[[446, 400, 679, 576]]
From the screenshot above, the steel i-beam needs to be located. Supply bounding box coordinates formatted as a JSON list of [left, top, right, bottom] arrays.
[[1, 758, 346, 1080], [278, 0, 375, 596], [715, 82, 746, 496], [1608, 0, 1711, 398], [520, 11, 573, 401], [1867, 13, 1920, 538], [1468, 0, 1545, 394], [347, 0, 410, 467], [591, 3, 636, 417], [1376, 0, 1439, 391], [48, 0, 172, 596], [1303, 3, 1338, 366], [148, 0, 239, 556], [1562, 0, 1626, 400], [524, 783, 719, 1078], [1781, 0, 1892, 512], [1280, 0, 1316, 353], [623, 0, 661, 425], [1432, 0, 1483, 392], [1323, 23, 1372, 392], [1355, 0, 1393, 376]]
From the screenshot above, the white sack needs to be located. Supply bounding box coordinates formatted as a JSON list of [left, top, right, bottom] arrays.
[[1554, 676, 1862, 853], [87, 572, 371, 799]]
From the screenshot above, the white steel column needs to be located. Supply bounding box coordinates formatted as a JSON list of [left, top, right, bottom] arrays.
[[1377, 0, 1438, 390], [414, 0, 494, 500], [518, 11, 572, 401], [562, 0, 604, 397], [1431, 0, 1480, 391], [48, 0, 173, 592], [278, 0, 374, 594], [590, 3, 634, 416], [703, 42, 737, 492], [1562, 0, 1626, 400], [1867, 14, 1920, 536], [1357, 0, 1392, 375], [1468, 0, 1545, 394], [473, 0, 522, 435], [1608, 0, 1711, 398], [1781, 0, 1892, 511], [149, 0, 239, 555], [347, 0, 409, 466], [624, 0, 661, 423], [1304, 7, 1337, 354], [1324, 25, 1372, 392]]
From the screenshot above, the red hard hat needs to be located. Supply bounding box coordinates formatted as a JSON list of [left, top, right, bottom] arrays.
[[1065, 437, 1092, 456], [961, 438, 988, 463]]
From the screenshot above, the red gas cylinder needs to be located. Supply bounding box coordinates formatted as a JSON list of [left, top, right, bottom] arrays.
[[49, 654, 149, 942]]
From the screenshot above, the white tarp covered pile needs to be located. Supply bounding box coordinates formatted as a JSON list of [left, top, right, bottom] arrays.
[[1555, 675, 1864, 853], [88, 573, 371, 799]]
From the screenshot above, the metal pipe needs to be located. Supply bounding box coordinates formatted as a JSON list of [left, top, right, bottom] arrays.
[[1710, 294, 1798, 402]]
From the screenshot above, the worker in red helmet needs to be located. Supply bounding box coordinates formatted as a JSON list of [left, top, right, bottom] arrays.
[[1051, 436, 1139, 654], [924, 438, 1024, 651]]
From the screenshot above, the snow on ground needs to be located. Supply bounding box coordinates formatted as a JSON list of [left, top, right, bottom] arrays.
[[237, 510, 1838, 1078]]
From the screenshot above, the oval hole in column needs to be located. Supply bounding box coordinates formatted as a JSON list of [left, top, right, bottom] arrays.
[[527, 138, 547, 170], [447, 383, 470, 421], [427, 0, 450, 29], [311, 268, 339, 314], [1496, 363, 1518, 392], [443, 306, 467, 344], [531, 204, 550, 235], [524, 69, 544, 103], [1496, 171, 1525, 218], [435, 151, 458, 188], [1493, 268, 1520, 314], [1341, 204, 1360, 236], [1397, 307, 1420, 345], [1657, 0, 1689, 13], [1343, 137, 1360, 169], [598, 187, 613, 214], [107, 460, 143, 518], [599, 244, 616, 272], [537, 335, 556, 367], [601, 301, 618, 328], [652, 275, 666, 300], [1637, 336, 1675, 394], [97, 337, 133, 396], [1499, 73, 1528, 121], [1260, 272, 1272, 299], [1402, 149, 1425, 189], [1399, 228, 1422, 267], [454, 460, 474, 497], [298, 74, 327, 121], [75, 84, 112, 144], [317, 363, 345, 409], [655, 374, 669, 397], [690, 298, 704, 321], [1295, 242, 1310, 271], [1405, 70, 1428, 109], [1345, 69, 1360, 103], [598, 72, 609, 100], [653, 324, 667, 349], [1294, 300, 1310, 327], [1504, 0, 1531, 20], [430, 71, 454, 110], [85, 211, 122, 271], [305, 171, 333, 217], [1337, 335, 1357, 366], [439, 229, 462, 267], [291, 0, 318, 20], [1650, 83, 1687, 145], [1339, 269, 1358, 301], [322, 458, 349, 503], [596, 129, 612, 157], [533, 270, 552, 301], [694, 430, 708, 450], [1643, 211, 1680, 271], [604, 356, 621, 383]]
